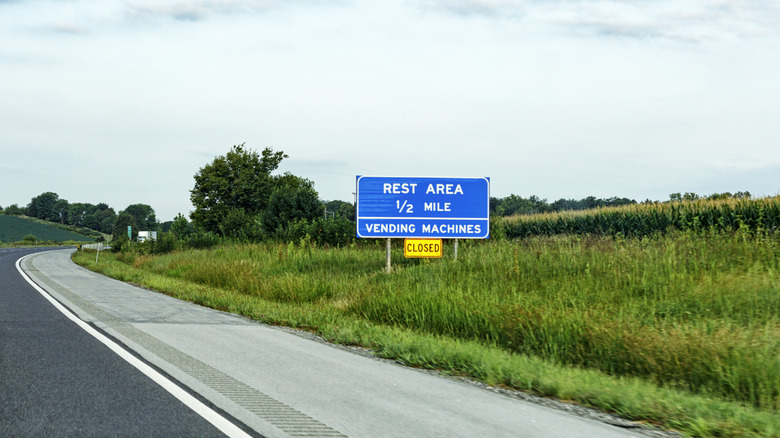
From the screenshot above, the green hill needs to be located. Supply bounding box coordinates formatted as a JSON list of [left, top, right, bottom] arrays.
[[0, 215, 95, 243]]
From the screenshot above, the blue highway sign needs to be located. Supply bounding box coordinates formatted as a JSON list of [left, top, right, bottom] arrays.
[[356, 176, 490, 239]]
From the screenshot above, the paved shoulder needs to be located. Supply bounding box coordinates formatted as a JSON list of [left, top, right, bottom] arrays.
[[1, 248, 231, 437], [23, 249, 654, 438]]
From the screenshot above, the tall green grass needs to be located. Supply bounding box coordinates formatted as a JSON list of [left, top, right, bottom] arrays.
[[74, 230, 779, 436], [90, 232, 778, 410], [353, 234, 778, 410]]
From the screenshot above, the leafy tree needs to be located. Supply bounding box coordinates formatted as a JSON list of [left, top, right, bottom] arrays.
[[190, 143, 287, 234], [551, 198, 579, 211], [52, 199, 69, 224], [27, 192, 59, 221], [489, 197, 501, 215], [262, 176, 323, 234], [604, 197, 635, 207], [219, 207, 262, 240], [4, 204, 24, 215], [683, 192, 700, 202], [122, 204, 157, 231], [82, 212, 101, 230], [582, 196, 600, 210], [170, 213, 195, 238], [275, 216, 354, 246], [159, 221, 173, 233], [113, 211, 138, 242], [323, 200, 355, 221], [100, 216, 116, 234], [93, 205, 117, 234], [707, 192, 732, 201], [528, 195, 550, 213], [496, 194, 530, 216], [492, 194, 637, 216], [66, 203, 90, 227]]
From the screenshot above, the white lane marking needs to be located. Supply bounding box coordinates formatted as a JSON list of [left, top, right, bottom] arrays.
[[15, 253, 252, 438]]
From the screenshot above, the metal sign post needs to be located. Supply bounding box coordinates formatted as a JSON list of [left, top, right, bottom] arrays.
[[386, 238, 392, 273]]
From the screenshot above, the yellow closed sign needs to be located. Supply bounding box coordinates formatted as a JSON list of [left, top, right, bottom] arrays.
[[404, 239, 443, 258]]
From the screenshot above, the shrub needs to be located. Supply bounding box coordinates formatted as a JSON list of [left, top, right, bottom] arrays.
[[271, 217, 355, 247], [184, 230, 221, 249]]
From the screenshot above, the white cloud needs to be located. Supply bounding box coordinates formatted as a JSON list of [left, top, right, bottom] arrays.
[[421, 0, 780, 42], [418, 0, 526, 18], [1, 0, 778, 220], [122, 0, 280, 22]]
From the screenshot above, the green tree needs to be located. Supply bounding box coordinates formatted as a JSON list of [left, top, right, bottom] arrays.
[[52, 199, 70, 224], [603, 197, 636, 207], [190, 143, 287, 234], [323, 200, 355, 221], [27, 192, 59, 221], [82, 212, 101, 230], [683, 192, 700, 202], [582, 196, 600, 209], [527, 195, 550, 213], [66, 203, 90, 227], [262, 175, 323, 234], [113, 211, 137, 243], [489, 197, 501, 215], [551, 198, 580, 211], [4, 204, 24, 215], [122, 204, 157, 231], [219, 207, 262, 240], [170, 213, 195, 238], [498, 194, 532, 216], [93, 204, 117, 234]]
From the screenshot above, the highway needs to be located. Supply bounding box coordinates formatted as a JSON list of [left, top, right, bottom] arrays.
[[1, 248, 666, 437], [0, 247, 233, 437]]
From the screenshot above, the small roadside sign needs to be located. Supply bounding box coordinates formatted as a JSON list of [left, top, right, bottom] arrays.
[[404, 239, 443, 258]]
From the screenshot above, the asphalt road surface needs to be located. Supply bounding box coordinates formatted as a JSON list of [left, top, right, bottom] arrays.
[[2, 248, 666, 437], [0, 247, 238, 437]]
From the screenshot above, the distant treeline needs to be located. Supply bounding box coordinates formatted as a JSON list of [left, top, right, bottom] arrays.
[[489, 191, 753, 217], [0, 192, 157, 241], [1, 174, 759, 248], [491, 195, 635, 216]]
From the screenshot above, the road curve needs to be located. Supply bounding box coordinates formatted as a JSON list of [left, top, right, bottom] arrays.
[[0, 247, 233, 437], [15, 249, 664, 438]]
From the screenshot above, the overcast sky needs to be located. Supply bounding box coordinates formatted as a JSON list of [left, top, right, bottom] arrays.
[[2, 0, 779, 221]]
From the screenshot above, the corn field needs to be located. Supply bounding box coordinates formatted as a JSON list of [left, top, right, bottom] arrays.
[[501, 196, 780, 239]]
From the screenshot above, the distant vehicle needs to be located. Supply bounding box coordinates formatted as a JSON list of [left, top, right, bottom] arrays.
[[137, 231, 157, 243]]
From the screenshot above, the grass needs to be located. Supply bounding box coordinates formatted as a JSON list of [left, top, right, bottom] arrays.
[[0, 214, 95, 243], [72, 231, 779, 437]]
